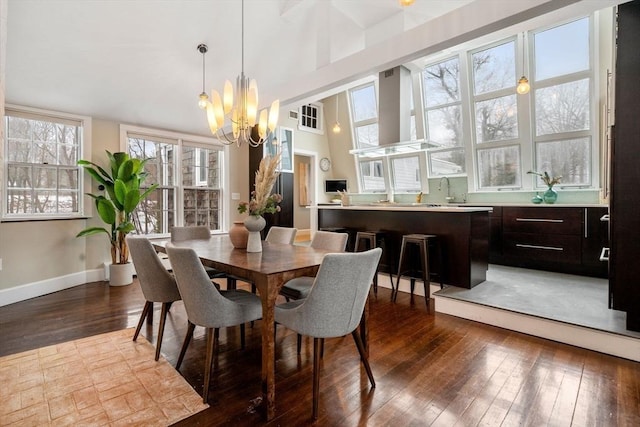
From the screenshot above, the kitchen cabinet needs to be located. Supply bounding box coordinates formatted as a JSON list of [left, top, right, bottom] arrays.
[[610, 1, 640, 330], [491, 206, 608, 278]]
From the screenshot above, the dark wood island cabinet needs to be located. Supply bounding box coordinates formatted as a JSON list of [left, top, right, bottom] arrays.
[[317, 205, 491, 289]]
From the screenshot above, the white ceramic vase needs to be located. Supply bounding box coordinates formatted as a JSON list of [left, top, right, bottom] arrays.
[[244, 215, 266, 253]]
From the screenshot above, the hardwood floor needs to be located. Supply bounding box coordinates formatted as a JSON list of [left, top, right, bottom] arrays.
[[1, 280, 639, 426]]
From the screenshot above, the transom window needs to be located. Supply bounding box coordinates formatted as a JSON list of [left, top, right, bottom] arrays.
[[4, 107, 88, 219], [298, 103, 324, 134]]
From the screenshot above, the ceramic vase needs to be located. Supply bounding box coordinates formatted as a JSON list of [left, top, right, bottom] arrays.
[[229, 221, 249, 249], [244, 215, 266, 253], [531, 192, 543, 204], [109, 263, 133, 286], [543, 187, 558, 204]]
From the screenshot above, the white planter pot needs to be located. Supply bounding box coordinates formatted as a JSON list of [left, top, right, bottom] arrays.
[[109, 263, 133, 286]]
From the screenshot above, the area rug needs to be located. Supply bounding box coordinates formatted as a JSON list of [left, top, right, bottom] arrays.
[[0, 329, 208, 426]]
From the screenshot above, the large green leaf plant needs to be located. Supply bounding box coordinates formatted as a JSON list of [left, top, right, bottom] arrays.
[[76, 151, 158, 264]]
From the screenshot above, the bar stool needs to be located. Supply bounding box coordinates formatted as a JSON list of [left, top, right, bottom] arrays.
[[393, 234, 442, 310], [354, 231, 394, 296]]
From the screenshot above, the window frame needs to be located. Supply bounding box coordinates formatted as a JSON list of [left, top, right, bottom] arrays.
[[297, 102, 324, 135], [421, 54, 469, 178], [120, 124, 227, 237], [528, 16, 597, 190], [389, 152, 428, 194], [3, 104, 91, 221]]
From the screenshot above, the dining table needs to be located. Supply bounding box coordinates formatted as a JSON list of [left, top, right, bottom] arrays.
[[153, 234, 369, 421]]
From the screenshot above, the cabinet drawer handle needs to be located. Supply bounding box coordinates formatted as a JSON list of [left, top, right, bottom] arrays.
[[515, 243, 564, 251], [599, 247, 610, 262], [600, 214, 609, 222], [515, 218, 564, 223]]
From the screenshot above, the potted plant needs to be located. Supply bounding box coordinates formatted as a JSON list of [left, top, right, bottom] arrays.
[[76, 151, 158, 285]]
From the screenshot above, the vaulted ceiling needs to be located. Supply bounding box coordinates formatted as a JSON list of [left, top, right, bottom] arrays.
[[4, 0, 624, 136]]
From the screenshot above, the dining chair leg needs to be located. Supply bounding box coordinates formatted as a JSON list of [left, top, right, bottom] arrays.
[[351, 330, 375, 388], [297, 333, 302, 354], [155, 302, 170, 361], [133, 301, 152, 342], [240, 323, 246, 349], [203, 327, 216, 404], [312, 337, 321, 420], [320, 338, 325, 359], [176, 321, 196, 370]]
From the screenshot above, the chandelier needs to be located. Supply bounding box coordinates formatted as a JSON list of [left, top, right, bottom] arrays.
[[198, 0, 279, 147]]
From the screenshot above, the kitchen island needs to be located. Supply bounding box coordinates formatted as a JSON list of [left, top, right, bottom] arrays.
[[316, 204, 492, 289]]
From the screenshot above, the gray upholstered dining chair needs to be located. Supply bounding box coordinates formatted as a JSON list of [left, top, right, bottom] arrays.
[[279, 230, 348, 301], [265, 226, 298, 245], [170, 225, 229, 284], [166, 244, 263, 403], [278, 230, 349, 353], [127, 235, 182, 361], [275, 248, 382, 420]]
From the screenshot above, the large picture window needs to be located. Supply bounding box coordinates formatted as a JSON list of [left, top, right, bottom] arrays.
[[4, 107, 89, 219], [348, 15, 597, 195]]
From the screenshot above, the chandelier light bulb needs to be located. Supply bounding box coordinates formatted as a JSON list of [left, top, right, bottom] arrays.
[[399, 0, 415, 6], [332, 122, 341, 134]]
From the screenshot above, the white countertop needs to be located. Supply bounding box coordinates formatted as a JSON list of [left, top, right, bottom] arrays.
[[316, 204, 493, 213], [315, 202, 607, 211]]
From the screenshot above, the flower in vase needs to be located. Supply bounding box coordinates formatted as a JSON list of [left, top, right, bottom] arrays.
[[238, 153, 283, 216], [527, 170, 562, 188]]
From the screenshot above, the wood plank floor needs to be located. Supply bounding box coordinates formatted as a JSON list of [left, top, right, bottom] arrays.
[[1, 280, 639, 426]]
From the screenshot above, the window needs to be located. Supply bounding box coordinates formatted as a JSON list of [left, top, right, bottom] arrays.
[[124, 125, 224, 235], [531, 17, 593, 188], [470, 39, 521, 189], [358, 159, 385, 192], [298, 103, 324, 134], [422, 57, 466, 176], [350, 83, 379, 149], [4, 107, 89, 219], [346, 14, 598, 195], [390, 155, 422, 192]]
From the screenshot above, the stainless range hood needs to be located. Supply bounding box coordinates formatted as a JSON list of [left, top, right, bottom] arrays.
[[378, 65, 413, 147]]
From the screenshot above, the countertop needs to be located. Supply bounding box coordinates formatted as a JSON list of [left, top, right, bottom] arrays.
[[315, 202, 608, 211], [316, 204, 493, 212]]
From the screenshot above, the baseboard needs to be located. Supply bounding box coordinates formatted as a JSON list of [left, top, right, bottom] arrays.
[[434, 295, 640, 362], [0, 269, 105, 307]]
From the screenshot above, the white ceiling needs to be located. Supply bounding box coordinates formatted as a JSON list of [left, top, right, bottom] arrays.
[[4, 0, 624, 137]]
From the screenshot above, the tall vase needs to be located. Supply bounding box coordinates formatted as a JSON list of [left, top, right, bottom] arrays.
[[244, 215, 266, 253], [543, 186, 558, 204], [229, 221, 249, 249]]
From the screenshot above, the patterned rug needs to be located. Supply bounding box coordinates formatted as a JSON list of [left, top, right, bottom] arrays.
[[0, 329, 208, 426]]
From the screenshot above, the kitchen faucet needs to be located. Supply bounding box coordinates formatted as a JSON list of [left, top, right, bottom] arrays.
[[438, 176, 455, 203]]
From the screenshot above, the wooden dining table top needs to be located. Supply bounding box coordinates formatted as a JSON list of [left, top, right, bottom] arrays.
[[153, 235, 329, 278]]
